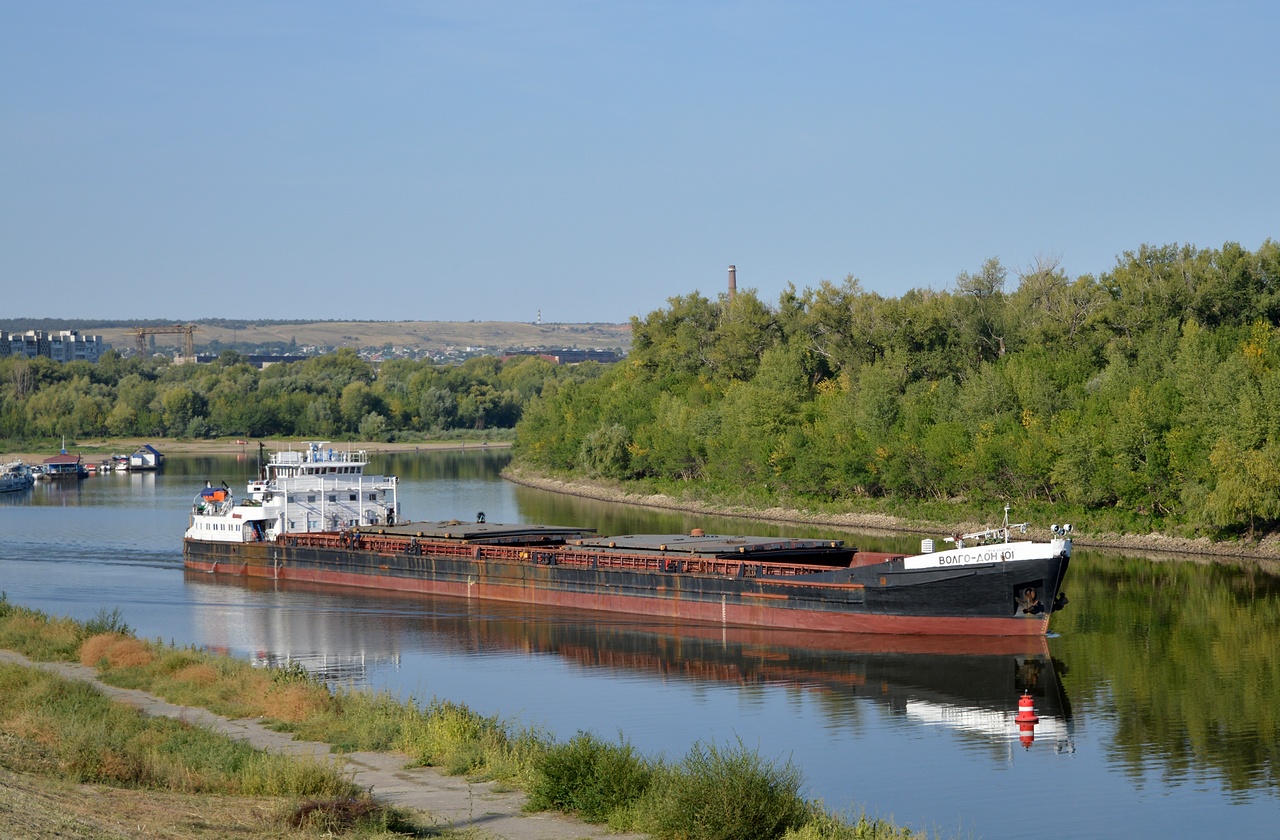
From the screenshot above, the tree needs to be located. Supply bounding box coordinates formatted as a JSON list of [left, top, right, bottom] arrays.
[[1204, 438, 1280, 536]]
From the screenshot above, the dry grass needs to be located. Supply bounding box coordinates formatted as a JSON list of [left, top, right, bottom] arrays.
[[80, 633, 154, 669], [0, 764, 398, 840], [172, 663, 220, 688], [263, 682, 332, 723]]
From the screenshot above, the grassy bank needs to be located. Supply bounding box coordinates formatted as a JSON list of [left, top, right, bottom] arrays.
[[0, 595, 924, 840], [0, 609, 425, 837]]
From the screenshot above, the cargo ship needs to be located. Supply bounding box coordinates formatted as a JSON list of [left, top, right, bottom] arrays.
[[182, 443, 1072, 636]]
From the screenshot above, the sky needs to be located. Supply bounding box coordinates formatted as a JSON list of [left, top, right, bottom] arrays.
[[2, 1, 1277, 324]]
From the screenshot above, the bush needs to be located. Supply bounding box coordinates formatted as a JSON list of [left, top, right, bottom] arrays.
[[82, 607, 132, 638], [633, 737, 808, 840], [284, 796, 419, 834], [525, 730, 653, 823]]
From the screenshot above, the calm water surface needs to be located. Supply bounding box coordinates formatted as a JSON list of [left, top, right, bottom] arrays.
[[1, 449, 1277, 839]]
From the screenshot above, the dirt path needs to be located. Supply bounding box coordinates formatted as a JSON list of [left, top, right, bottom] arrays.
[[0, 649, 641, 840]]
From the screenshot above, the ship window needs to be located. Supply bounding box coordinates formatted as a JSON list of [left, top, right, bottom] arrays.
[[349, 493, 357, 501], [308, 495, 316, 503], [328, 494, 336, 502], [368, 493, 376, 501]]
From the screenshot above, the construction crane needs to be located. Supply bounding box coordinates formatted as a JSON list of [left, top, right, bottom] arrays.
[[132, 324, 199, 358]]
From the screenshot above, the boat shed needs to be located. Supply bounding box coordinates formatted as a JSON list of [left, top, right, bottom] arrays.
[[129, 444, 164, 471], [42, 452, 84, 479]]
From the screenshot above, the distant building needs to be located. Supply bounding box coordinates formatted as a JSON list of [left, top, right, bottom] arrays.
[[128, 444, 164, 471], [1, 329, 110, 363]]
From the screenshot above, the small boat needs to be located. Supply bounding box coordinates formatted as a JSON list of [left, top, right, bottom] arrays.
[[183, 443, 1072, 637], [0, 461, 36, 493]]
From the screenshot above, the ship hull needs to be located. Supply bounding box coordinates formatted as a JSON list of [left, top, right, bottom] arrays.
[[183, 534, 1069, 637]]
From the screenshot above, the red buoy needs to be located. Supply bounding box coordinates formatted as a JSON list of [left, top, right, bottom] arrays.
[[1015, 692, 1039, 724], [1015, 692, 1039, 748]]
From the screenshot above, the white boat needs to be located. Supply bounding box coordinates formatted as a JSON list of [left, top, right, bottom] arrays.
[[0, 461, 36, 493]]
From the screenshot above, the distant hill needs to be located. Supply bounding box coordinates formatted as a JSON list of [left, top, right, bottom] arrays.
[[2, 319, 631, 356]]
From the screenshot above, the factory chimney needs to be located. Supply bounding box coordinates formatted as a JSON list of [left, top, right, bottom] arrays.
[[728, 265, 737, 302]]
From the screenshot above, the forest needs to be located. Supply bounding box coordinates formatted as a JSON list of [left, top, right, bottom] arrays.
[[513, 241, 1280, 539], [0, 349, 604, 444], [4, 239, 1279, 539]]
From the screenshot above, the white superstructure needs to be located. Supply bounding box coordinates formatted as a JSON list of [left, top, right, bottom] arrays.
[[904, 506, 1072, 571], [184, 442, 400, 544]]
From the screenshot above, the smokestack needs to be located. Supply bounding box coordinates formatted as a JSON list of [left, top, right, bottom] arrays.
[[728, 265, 737, 302]]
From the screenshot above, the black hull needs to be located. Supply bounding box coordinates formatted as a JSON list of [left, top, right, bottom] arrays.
[[183, 534, 1070, 637]]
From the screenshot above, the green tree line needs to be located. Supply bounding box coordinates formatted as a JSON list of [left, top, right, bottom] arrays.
[[0, 349, 604, 443], [514, 240, 1280, 538]]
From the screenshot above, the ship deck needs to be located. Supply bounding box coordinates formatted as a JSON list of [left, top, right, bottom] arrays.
[[354, 520, 594, 544]]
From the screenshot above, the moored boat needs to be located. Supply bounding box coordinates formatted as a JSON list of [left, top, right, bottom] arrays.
[[0, 461, 36, 493], [182, 443, 1072, 636]]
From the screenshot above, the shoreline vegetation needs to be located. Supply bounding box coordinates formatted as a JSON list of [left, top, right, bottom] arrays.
[[0, 596, 922, 840], [502, 466, 1280, 566]]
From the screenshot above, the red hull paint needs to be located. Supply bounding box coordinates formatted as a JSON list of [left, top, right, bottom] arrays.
[[183, 554, 1053, 637]]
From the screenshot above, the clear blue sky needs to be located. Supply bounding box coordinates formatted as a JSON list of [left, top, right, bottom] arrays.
[[3, 1, 1277, 324]]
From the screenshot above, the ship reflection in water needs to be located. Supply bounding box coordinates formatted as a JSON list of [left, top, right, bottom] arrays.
[[185, 571, 1073, 751]]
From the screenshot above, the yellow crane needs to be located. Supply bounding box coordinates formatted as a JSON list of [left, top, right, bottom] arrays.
[[132, 324, 199, 358]]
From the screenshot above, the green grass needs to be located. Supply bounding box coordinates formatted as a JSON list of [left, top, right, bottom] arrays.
[[0, 661, 353, 797], [624, 737, 809, 840], [1, 593, 928, 839], [525, 730, 653, 823]]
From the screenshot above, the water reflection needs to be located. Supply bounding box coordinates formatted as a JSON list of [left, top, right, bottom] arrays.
[[185, 571, 1073, 751], [1050, 550, 1280, 796]]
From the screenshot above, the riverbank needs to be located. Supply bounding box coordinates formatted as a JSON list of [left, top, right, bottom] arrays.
[[0, 648, 627, 840], [0, 437, 511, 466], [502, 465, 1280, 566], [0, 599, 922, 840]]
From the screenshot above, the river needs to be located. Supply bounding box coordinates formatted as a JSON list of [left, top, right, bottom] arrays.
[[1, 448, 1277, 839]]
